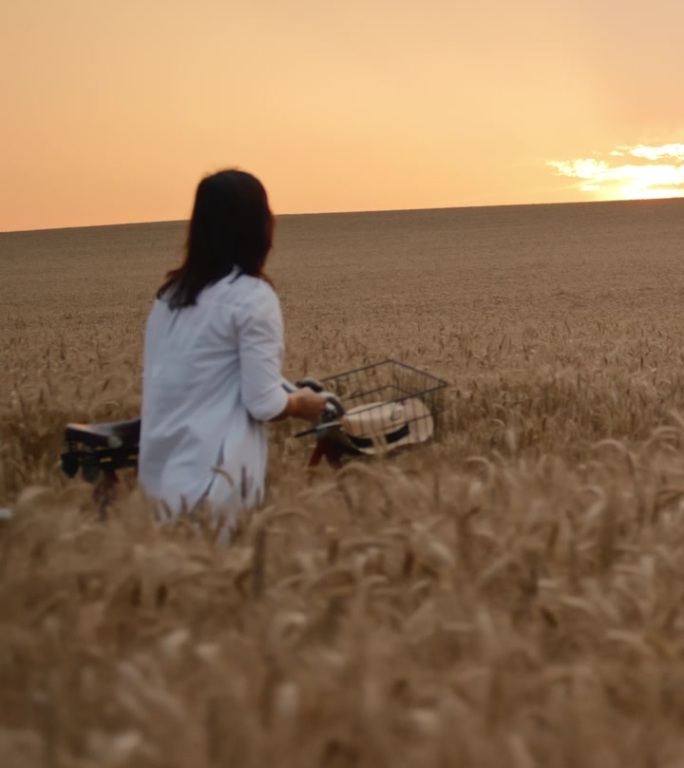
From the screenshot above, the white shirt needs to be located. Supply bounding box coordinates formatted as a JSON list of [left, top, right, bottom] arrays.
[[139, 271, 288, 526]]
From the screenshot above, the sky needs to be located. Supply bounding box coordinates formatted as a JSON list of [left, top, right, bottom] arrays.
[[1, 0, 683, 231]]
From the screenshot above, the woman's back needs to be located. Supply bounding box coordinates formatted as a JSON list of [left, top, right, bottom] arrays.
[[139, 271, 287, 516]]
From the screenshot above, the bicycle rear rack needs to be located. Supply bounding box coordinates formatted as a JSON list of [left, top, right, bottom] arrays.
[[61, 419, 140, 484]]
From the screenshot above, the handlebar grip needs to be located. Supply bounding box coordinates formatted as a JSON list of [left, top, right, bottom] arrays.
[[321, 392, 344, 419]]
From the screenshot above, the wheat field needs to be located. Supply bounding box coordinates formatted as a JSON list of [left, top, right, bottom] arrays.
[[2, 198, 684, 767]]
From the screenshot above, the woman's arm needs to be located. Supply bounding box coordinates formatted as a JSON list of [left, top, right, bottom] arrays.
[[236, 283, 326, 422]]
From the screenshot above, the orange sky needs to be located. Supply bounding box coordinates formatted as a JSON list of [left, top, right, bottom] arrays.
[[1, 0, 683, 231]]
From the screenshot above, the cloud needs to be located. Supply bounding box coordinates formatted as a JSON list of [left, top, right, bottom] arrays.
[[547, 143, 684, 200], [624, 144, 684, 161]]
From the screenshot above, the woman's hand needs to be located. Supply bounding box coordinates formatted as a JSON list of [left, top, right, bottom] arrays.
[[282, 387, 328, 421]]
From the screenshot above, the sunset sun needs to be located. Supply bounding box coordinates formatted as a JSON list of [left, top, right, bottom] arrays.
[[548, 144, 684, 202]]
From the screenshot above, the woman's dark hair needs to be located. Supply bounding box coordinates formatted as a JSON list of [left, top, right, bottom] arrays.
[[158, 169, 274, 308]]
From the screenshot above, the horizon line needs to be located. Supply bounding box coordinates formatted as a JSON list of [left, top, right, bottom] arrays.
[[2, 195, 683, 236]]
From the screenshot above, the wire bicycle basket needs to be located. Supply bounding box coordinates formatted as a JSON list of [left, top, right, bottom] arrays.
[[296, 359, 449, 466]]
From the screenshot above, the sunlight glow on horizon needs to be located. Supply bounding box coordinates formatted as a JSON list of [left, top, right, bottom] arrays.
[[547, 144, 684, 202]]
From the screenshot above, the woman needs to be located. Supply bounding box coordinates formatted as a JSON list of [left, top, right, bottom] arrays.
[[139, 169, 326, 533]]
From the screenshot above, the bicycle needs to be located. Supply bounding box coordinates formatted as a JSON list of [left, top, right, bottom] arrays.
[[61, 360, 447, 508]]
